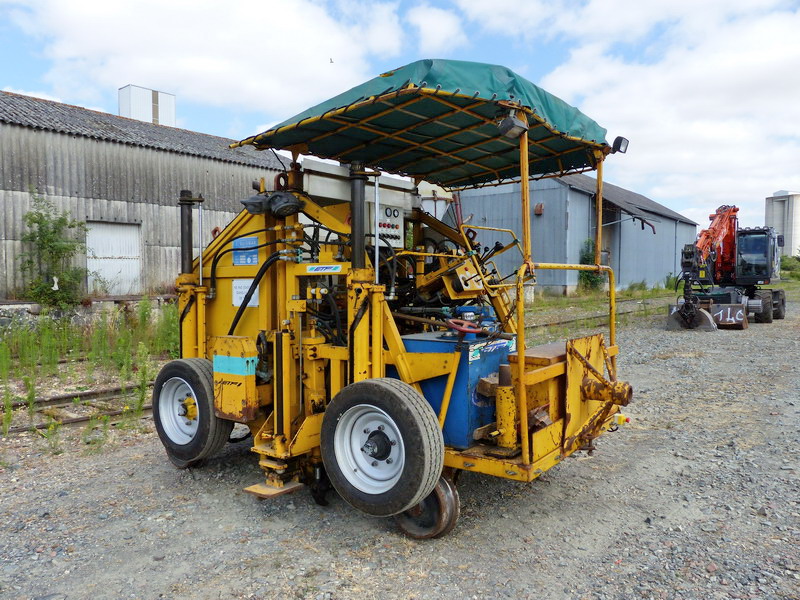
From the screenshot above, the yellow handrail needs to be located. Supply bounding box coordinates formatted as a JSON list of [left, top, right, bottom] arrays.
[[514, 265, 530, 464], [513, 261, 617, 466], [532, 263, 617, 368]]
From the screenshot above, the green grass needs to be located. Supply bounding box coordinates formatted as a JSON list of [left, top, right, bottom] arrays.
[[13, 301, 177, 364], [40, 419, 63, 455], [2, 387, 13, 436], [0, 299, 179, 397], [81, 415, 110, 453], [23, 376, 36, 418], [134, 342, 153, 414], [779, 278, 800, 301], [0, 341, 10, 381], [533, 283, 674, 312]]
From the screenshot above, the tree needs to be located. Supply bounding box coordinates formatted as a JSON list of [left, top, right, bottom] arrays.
[[19, 193, 88, 308]]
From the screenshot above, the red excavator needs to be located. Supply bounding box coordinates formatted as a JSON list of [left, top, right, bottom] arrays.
[[668, 205, 786, 330]]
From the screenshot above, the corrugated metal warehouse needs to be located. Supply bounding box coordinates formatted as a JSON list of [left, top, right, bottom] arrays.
[[0, 91, 282, 298], [457, 174, 698, 293]]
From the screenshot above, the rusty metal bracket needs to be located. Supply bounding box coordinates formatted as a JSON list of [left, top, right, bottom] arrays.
[[567, 337, 631, 406], [566, 337, 610, 386]]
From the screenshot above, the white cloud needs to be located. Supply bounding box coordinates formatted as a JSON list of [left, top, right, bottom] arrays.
[[5, 0, 799, 230], [453, 0, 557, 41], [2, 86, 61, 102], [460, 0, 800, 227], [4, 0, 404, 123], [406, 4, 466, 55]]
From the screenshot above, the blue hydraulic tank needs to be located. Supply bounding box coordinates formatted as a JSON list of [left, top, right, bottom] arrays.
[[395, 331, 516, 449]]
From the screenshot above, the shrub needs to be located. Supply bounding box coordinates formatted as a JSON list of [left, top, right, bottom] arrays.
[[781, 255, 800, 271], [578, 239, 603, 291], [19, 193, 88, 309]]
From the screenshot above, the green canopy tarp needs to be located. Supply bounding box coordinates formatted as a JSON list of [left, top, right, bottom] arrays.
[[233, 59, 609, 189]]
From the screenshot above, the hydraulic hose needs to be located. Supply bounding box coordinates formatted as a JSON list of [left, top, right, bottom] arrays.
[[228, 252, 281, 335], [324, 289, 346, 345], [347, 295, 370, 385]]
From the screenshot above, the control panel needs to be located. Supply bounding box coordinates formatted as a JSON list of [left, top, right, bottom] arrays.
[[299, 158, 413, 249], [369, 203, 405, 248]]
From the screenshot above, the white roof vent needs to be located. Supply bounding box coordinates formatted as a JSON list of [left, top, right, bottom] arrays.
[[118, 84, 175, 127]]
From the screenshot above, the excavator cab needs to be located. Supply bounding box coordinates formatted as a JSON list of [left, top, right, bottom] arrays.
[[736, 228, 781, 283]]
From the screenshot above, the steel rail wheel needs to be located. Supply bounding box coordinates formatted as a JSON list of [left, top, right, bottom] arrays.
[[395, 475, 460, 539], [152, 358, 233, 469], [321, 378, 444, 517]]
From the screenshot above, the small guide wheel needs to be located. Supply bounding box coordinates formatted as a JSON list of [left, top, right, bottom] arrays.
[[394, 475, 460, 539]]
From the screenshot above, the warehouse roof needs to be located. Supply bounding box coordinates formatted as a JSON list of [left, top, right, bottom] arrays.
[[0, 91, 284, 170], [559, 173, 697, 226]]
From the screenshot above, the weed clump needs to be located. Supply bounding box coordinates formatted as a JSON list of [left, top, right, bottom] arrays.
[[578, 239, 604, 291], [2, 387, 13, 436], [19, 192, 88, 309]]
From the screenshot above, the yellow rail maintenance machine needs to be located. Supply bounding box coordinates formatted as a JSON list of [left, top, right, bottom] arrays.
[[153, 59, 632, 538]]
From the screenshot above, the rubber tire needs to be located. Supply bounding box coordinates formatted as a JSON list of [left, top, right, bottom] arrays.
[[754, 290, 773, 324], [320, 378, 444, 517], [773, 289, 786, 320], [152, 358, 233, 469]]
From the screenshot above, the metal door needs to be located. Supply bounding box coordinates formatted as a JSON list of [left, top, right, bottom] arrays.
[[86, 222, 142, 295]]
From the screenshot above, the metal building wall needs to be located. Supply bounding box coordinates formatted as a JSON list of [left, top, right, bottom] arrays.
[[617, 213, 696, 289], [460, 179, 600, 292], [564, 186, 593, 292], [460, 178, 695, 293], [459, 179, 572, 290], [0, 123, 275, 297]]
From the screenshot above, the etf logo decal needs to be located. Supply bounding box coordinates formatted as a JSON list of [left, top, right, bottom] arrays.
[[306, 265, 343, 273]]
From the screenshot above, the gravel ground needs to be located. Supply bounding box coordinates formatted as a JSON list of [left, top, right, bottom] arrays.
[[1, 305, 798, 600]]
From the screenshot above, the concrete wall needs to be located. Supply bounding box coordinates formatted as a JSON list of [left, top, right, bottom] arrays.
[[0, 123, 278, 297]]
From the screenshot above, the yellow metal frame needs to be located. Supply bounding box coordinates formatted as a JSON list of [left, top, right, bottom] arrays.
[[177, 117, 627, 497]]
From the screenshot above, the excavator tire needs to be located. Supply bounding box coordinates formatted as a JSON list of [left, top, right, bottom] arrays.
[[773, 290, 786, 320], [754, 290, 773, 324]]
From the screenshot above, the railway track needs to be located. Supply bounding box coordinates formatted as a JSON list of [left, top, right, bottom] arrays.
[[3, 296, 671, 435], [5, 385, 153, 434], [525, 295, 672, 330]]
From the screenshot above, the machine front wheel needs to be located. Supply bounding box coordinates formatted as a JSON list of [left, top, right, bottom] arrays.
[[754, 290, 774, 323], [320, 378, 444, 517], [152, 359, 233, 468], [395, 475, 460, 539]]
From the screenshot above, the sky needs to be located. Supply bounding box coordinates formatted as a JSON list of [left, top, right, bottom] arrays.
[[1, 0, 799, 228]]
